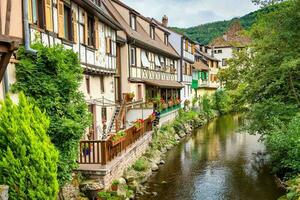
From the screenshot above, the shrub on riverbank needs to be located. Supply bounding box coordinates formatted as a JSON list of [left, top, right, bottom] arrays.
[[0, 94, 59, 199], [266, 115, 300, 178]]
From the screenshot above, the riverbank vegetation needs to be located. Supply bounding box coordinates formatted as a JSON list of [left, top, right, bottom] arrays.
[[218, 0, 300, 199]]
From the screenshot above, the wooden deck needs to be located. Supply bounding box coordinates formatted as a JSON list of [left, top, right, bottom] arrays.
[[78, 117, 153, 166]]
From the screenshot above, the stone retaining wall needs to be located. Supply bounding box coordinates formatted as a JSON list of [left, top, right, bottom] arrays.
[[0, 185, 9, 200]]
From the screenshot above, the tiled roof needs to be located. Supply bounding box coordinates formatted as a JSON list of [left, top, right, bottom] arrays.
[[102, 0, 180, 59], [209, 21, 251, 48], [194, 61, 209, 71]]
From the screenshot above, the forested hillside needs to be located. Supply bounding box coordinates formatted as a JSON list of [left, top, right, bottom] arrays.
[[171, 4, 280, 44]]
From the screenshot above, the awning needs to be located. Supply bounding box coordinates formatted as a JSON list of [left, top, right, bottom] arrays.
[[194, 61, 210, 71], [155, 56, 161, 67], [141, 51, 151, 68], [144, 79, 184, 89]]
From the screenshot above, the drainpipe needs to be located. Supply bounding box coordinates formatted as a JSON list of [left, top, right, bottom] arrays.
[[23, 0, 37, 55], [3, 69, 9, 95]]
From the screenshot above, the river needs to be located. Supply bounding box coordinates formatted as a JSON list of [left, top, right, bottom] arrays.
[[138, 114, 284, 200]]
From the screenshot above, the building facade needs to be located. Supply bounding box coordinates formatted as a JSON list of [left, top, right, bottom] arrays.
[[160, 22, 195, 103], [103, 0, 182, 124]]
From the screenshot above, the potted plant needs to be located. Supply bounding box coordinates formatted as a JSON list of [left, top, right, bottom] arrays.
[[125, 92, 135, 102], [162, 103, 168, 109], [134, 119, 144, 131], [168, 99, 174, 107], [149, 113, 156, 122], [82, 143, 90, 156], [111, 180, 119, 191], [111, 130, 126, 146]]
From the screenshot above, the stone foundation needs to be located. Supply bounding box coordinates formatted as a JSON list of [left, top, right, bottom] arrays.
[[0, 185, 9, 200], [77, 131, 153, 189]]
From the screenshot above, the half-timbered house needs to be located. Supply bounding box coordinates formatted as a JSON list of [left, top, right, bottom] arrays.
[[102, 0, 182, 125], [25, 0, 123, 140]]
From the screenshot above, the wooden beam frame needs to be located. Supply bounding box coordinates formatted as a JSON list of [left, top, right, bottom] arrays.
[[0, 52, 12, 81]]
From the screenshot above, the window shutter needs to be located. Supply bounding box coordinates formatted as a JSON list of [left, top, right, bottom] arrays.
[[28, 0, 33, 23], [192, 44, 195, 54], [106, 37, 111, 54], [84, 12, 88, 45], [185, 40, 188, 51], [72, 11, 77, 43], [45, 0, 53, 31], [57, 0, 64, 38], [94, 17, 99, 49]]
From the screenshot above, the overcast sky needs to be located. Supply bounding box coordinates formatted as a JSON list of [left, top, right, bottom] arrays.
[[122, 0, 259, 28]]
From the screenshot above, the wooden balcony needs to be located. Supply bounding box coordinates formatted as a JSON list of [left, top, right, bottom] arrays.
[[78, 116, 153, 165]]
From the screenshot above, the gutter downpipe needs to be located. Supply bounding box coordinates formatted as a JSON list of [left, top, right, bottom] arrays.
[[23, 0, 37, 55]]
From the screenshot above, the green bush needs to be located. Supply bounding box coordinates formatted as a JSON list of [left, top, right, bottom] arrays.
[[285, 175, 300, 200], [201, 94, 214, 119], [0, 94, 59, 199], [266, 115, 300, 177], [13, 43, 91, 186], [132, 158, 149, 171], [212, 89, 233, 115]]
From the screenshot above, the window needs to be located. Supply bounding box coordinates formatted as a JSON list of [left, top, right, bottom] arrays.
[[150, 26, 155, 40], [32, 0, 44, 28], [164, 34, 169, 45], [222, 59, 227, 66], [106, 37, 112, 54], [86, 76, 90, 94], [130, 14, 136, 30], [130, 47, 136, 66], [101, 107, 107, 122], [87, 15, 95, 46], [63, 5, 72, 40], [218, 49, 222, 53]]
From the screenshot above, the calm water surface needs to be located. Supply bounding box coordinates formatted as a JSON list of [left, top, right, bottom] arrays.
[[139, 115, 284, 200]]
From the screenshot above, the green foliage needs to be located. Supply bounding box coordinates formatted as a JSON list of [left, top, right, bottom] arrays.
[[13, 43, 91, 186], [98, 191, 121, 200], [265, 115, 300, 177], [170, 4, 280, 44], [201, 94, 214, 119], [132, 158, 149, 172], [212, 89, 233, 115], [111, 180, 119, 186], [0, 94, 59, 199], [220, 0, 300, 135], [285, 175, 300, 200]]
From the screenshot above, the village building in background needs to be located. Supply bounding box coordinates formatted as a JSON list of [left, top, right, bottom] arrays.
[[208, 20, 251, 69]]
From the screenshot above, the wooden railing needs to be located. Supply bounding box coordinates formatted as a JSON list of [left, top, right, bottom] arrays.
[[79, 117, 153, 165]]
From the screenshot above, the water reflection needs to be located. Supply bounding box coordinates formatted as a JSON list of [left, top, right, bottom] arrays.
[[139, 115, 284, 200]]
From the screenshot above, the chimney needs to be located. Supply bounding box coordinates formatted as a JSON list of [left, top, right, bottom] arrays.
[[162, 15, 168, 27]]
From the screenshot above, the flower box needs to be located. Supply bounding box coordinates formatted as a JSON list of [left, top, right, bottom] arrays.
[[125, 93, 135, 102]]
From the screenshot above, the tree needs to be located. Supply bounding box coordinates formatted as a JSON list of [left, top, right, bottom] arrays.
[[220, 0, 300, 135], [0, 94, 59, 199], [252, 0, 284, 7], [13, 44, 91, 186]]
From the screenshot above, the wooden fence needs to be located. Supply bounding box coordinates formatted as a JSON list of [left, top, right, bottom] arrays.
[[79, 117, 153, 165]]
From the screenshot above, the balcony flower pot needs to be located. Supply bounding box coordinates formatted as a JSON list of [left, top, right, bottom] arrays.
[[110, 131, 126, 146], [111, 180, 119, 191], [134, 119, 144, 132], [162, 103, 168, 109], [82, 144, 90, 156], [125, 93, 135, 102]]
